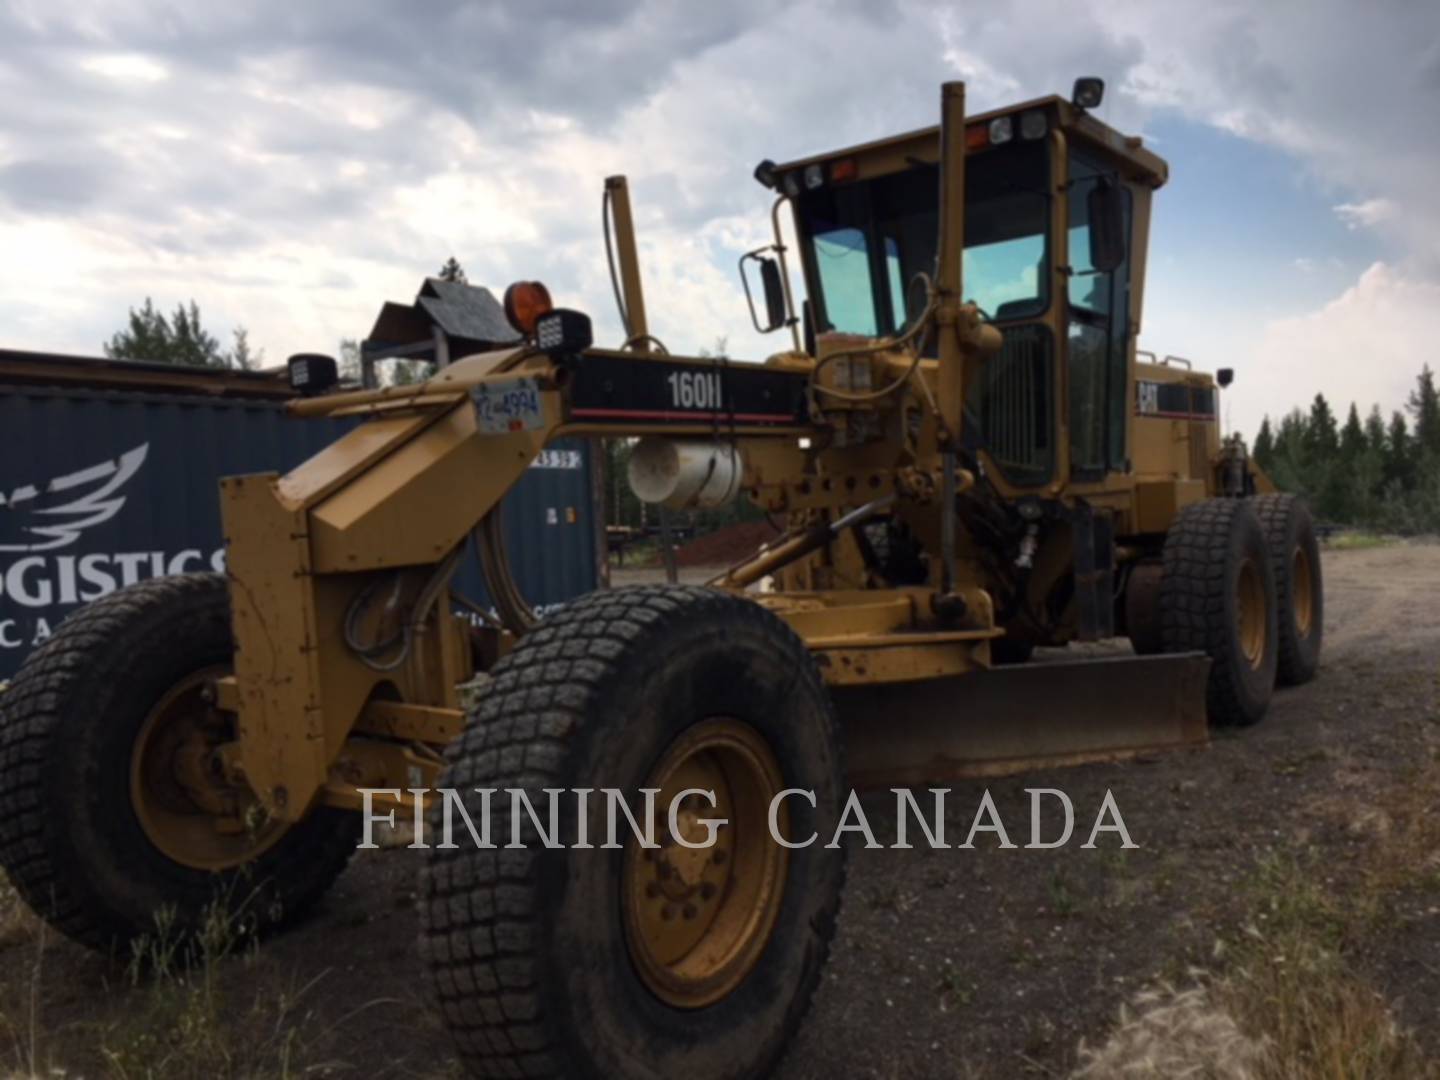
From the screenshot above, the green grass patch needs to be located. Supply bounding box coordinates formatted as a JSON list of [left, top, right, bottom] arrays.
[[1326, 532, 1396, 550]]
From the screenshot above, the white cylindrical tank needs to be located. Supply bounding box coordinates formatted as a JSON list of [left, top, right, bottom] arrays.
[[626, 438, 745, 510]]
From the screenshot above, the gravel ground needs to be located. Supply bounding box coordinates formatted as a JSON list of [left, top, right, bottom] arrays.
[[4, 543, 1436, 1077]]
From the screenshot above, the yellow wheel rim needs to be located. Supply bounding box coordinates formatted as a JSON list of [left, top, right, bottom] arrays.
[[1236, 557, 1267, 669], [1292, 545, 1314, 637], [130, 666, 285, 871], [622, 719, 788, 1009]]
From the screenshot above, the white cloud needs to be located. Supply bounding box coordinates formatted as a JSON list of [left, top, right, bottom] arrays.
[[79, 52, 168, 82], [1333, 198, 1397, 231], [1238, 262, 1440, 437], [0, 0, 1436, 439]]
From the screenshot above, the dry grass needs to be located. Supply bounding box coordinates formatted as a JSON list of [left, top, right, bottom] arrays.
[[1074, 983, 1265, 1079], [1221, 853, 1429, 1079], [1076, 760, 1440, 1080]]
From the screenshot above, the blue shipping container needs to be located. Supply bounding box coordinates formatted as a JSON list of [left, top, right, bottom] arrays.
[[0, 379, 599, 679]]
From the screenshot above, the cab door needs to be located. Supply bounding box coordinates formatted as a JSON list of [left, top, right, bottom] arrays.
[[1065, 152, 1133, 481]]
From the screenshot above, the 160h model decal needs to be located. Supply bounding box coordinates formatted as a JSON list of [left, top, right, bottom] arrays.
[[567, 354, 809, 427]]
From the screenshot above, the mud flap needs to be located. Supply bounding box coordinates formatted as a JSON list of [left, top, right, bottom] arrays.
[[835, 651, 1210, 788]]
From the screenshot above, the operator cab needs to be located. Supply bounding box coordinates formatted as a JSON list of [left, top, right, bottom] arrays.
[[753, 81, 1169, 492]]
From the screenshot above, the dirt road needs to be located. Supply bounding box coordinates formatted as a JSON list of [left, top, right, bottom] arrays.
[[3, 543, 1437, 1077]]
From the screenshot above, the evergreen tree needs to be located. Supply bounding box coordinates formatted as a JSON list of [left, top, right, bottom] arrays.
[[105, 299, 180, 363], [1259, 365, 1440, 533], [1304, 393, 1339, 463], [1407, 364, 1440, 457], [106, 299, 250, 369], [229, 327, 259, 371], [1384, 411, 1414, 492], [1339, 403, 1366, 459], [389, 360, 431, 386], [1268, 408, 1312, 495], [1364, 405, 1387, 455], [1253, 416, 1274, 469], [438, 257, 468, 284]]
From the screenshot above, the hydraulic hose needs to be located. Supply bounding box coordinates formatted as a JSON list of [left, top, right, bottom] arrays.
[[475, 506, 539, 635]]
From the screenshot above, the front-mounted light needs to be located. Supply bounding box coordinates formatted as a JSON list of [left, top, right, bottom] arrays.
[[803, 163, 825, 190], [503, 280, 554, 336], [287, 352, 339, 397], [988, 116, 1014, 145], [782, 172, 801, 198], [535, 309, 594, 357], [1019, 109, 1047, 140]]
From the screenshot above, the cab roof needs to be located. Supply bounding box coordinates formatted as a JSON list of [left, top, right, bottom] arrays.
[[772, 94, 1168, 190]]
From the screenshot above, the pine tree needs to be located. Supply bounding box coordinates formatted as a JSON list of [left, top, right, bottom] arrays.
[[1305, 393, 1339, 463], [438, 257, 467, 284], [1269, 408, 1312, 494], [105, 299, 244, 368], [1365, 405, 1387, 454], [389, 361, 431, 386], [1253, 417, 1275, 469], [1339, 403, 1366, 459], [229, 327, 259, 371], [1384, 411, 1414, 492], [1407, 365, 1440, 456], [105, 299, 169, 362]]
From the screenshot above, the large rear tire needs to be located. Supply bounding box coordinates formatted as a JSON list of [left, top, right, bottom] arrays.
[[421, 585, 845, 1080], [0, 573, 358, 952], [1160, 500, 1278, 727], [1251, 493, 1323, 686]]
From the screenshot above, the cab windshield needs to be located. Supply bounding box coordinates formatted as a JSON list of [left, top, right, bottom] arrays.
[[797, 140, 1049, 335]]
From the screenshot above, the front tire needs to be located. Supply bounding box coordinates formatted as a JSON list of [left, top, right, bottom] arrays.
[[0, 573, 358, 952], [1160, 500, 1278, 727], [1251, 493, 1323, 685], [421, 585, 845, 1080]]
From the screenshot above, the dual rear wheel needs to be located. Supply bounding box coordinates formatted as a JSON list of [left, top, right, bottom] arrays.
[[1140, 493, 1322, 727]]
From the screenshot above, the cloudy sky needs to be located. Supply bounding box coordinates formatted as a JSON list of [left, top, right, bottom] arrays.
[[1, 0, 1437, 438]]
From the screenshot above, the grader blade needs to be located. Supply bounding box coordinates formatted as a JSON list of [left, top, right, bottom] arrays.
[[835, 652, 1210, 788]]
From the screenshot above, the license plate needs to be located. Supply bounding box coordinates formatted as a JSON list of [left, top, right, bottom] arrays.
[[473, 378, 544, 433]]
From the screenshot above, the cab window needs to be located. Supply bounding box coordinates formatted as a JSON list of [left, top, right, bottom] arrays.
[[1066, 152, 1132, 478]]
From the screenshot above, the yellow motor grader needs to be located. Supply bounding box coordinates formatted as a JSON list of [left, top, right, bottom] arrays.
[[0, 79, 1321, 1078]]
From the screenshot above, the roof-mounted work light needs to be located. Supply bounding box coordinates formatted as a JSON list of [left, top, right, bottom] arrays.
[[1072, 77, 1105, 110]]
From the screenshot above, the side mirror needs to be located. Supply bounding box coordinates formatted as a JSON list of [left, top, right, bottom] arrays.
[[739, 249, 788, 333], [1217, 368, 1234, 388], [1086, 177, 1126, 274]]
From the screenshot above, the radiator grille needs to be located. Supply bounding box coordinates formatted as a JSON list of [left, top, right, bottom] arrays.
[[979, 325, 1052, 484]]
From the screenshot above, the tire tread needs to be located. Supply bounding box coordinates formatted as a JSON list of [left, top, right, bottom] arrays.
[[421, 585, 843, 1080]]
